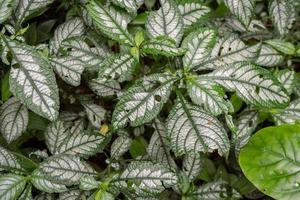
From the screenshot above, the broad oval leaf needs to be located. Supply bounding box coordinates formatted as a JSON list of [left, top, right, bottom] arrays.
[[112, 73, 176, 131], [87, 1, 134, 45], [0, 0, 15, 24], [203, 62, 290, 109], [178, 2, 210, 27], [4, 37, 60, 121], [167, 96, 230, 157], [0, 146, 24, 172], [0, 97, 29, 143], [0, 174, 27, 200], [146, 0, 184, 45], [239, 124, 300, 200]]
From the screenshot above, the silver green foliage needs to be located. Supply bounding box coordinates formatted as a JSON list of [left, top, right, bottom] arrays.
[[0, 0, 15, 24], [83, 103, 106, 129], [111, 135, 132, 159], [0, 174, 27, 200], [178, 2, 210, 27]]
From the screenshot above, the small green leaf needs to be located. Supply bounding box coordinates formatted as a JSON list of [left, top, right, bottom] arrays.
[[130, 136, 147, 158], [1, 71, 12, 101]]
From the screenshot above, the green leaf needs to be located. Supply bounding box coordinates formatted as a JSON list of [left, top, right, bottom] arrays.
[[83, 103, 106, 129], [111, 135, 132, 159], [167, 95, 230, 157], [203, 62, 290, 109], [146, 0, 184, 45], [178, 2, 210, 27], [187, 77, 233, 116], [272, 99, 300, 125], [31, 169, 67, 193], [265, 39, 296, 55], [19, 184, 32, 200], [111, 0, 138, 14], [87, 1, 134, 45], [0, 146, 24, 172], [1, 72, 12, 101], [239, 124, 300, 200], [38, 154, 98, 186], [0, 0, 15, 24], [16, 0, 54, 24], [269, 0, 296, 35], [112, 73, 176, 131], [0, 97, 28, 143], [255, 44, 283, 67], [3, 37, 60, 121], [50, 57, 85, 87], [224, 0, 255, 27], [129, 136, 147, 159], [0, 174, 27, 200], [79, 175, 100, 191]]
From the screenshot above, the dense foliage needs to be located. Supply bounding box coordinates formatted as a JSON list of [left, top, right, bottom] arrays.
[[0, 0, 299, 199]]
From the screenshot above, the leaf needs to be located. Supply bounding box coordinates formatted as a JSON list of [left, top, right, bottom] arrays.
[[112, 73, 176, 131], [198, 34, 259, 70], [0, 146, 24, 172], [275, 69, 296, 95], [38, 154, 98, 186], [146, 0, 184, 45], [233, 110, 259, 156], [58, 190, 88, 200], [141, 37, 186, 57], [50, 57, 85, 87], [0, 174, 27, 200], [0, 0, 15, 24], [129, 136, 147, 158], [111, 135, 132, 159], [111, 0, 138, 14], [167, 95, 230, 157], [79, 175, 99, 191], [35, 193, 54, 200], [203, 62, 289, 109], [1, 72, 12, 101], [272, 99, 300, 125], [265, 39, 296, 55], [255, 44, 283, 67], [87, 1, 134, 45], [239, 124, 300, 200], [182, 29, 216, 69], [45, 120, 69, 155], [115, 162, 177, 196], [178, 2, 210, 27], [0, 97, 29, 143], [147, 119, 176, 169], [15, 0, 54, 24], [190, 181, 229, 199], [31, 169, 67, 193], [182, 152, 202, 181], [19, 184, 32, 200], [4, 37, 59, 121], [89, 78, 121, 97], [98, 54, 138, 82], [57, 132, 105, 158], [187, 78, 233, 116], [224, 0, 255, 27], [269, 0, 296, 35], [50, 18, 85, 54], [83, 103, 106, 129]]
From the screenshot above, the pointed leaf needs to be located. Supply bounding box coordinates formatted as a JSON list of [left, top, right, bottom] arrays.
[[0, 174, 27, 200], [190, 181, 228, 199], [83, 103, 106, 129], [255, 44, 283, 67], [0, 0, 15, 24], [89, 78, 121, 97], [275, 69, 296, 95], [273, 99, 300, 125], [178, 2, 210, 27], [265, 39, 296, 55], [111, 0, 138, 13], [0, 146, 24, 172], [111, 135, 132, 159], [79, 175, 100, 191], [182, 152, 202, 181], [0, 97, 29, 143]]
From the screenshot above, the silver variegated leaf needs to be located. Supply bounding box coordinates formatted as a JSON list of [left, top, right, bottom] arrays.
[[269, 0, 296, 35], [0, 97, 29, 143], [79, 175, 100, 191], [115, 162, 177, 196], [19, 184, 32, 200], [187, 78, 233, 116], [4, 37, 59, 121], [178, 2, 210, 27], [141, 37, 186, 57], [58, 190, 88, 200], [275, 69, 296, 95], [190, 181, 228, 199], [147, 119, 176, 169], [45, 120, 69, 155], [265, 39, 296, 55], [255, 44, 283, 67], [51, 18, 85, 54], [168, 96, 229, 157], [199, 34, 259, 70], [87, 1, 134, 45], [111, 0, 138, 14], [111, 135, 132, 159], [146, 0, 184, 45], [0, 0, 15, 24], [182, 152, 202, 181], [0, 174, 27, 200], [35, 193, 54, 200], [224, 0, 255, 27], [16, 0, 54, 24], [203, 62, 289, 109], [112, 73, 176, 131], [233, 110, 259, 155], [98, 54, 138, 82], [0, 146, 24, 172], [57, 132, 105, 157], [50, 57, 85, 87], [273, 99, 300, 125], [38, 155, 98, 186], [31, 169, 67, 193], [89, 78, 121, 97], [83, 103, 106, 129], [182, 29, 216, 69]]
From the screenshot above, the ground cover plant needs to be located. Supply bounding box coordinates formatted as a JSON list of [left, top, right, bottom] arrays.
[[0, 0, 299, 199]]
